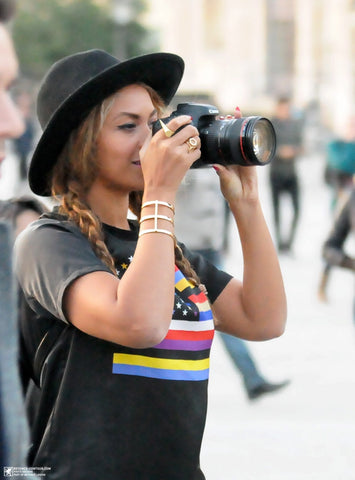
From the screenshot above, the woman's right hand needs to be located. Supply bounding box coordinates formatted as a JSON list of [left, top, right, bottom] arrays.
[[140, 115, 201, 200]]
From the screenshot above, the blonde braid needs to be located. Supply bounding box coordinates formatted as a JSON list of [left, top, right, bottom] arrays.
[[60, 186, 117, 275], [52, 98, 117, 275]]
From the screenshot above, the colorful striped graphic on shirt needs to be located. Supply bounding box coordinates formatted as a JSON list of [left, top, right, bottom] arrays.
[[154, 319, 214, 351], [112, 266, 214, 381], [174, 266, 213, 323], [112, 353, 210, 381]]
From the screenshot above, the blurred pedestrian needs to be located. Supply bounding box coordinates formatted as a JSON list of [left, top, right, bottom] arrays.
[[175, 168, 290, 400], [0, 0, 30, 474], [322, 186, 355, 321], [14, 48, 286, 479], [0, 196, 47, 434], [13, 91, 36, 181], [269, 97, 304, 253], [0, 196, 46, 237], [318, 117, 355, 302], [323, 116, 355, 213], [0, 0, 24, 170]]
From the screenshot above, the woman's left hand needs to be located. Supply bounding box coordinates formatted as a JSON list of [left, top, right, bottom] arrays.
[[213, 108, 259, 206], [213, 163, 259, 206]]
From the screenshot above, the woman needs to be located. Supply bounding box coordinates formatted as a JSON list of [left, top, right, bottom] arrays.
[[15, 49, 287, 480]]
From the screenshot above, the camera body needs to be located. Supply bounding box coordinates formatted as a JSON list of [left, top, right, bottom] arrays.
[[152, 102, 276, 167]]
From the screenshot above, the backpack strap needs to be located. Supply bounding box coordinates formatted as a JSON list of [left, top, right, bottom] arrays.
[[33, 322, 66, 387]]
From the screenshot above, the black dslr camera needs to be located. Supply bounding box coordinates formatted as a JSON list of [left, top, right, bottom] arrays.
[[152, 102, 276, 168]]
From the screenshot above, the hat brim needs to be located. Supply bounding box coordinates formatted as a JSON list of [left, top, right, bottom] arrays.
[[29, 52, 184, 196]]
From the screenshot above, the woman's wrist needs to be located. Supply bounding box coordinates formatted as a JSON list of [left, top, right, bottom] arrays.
[[228, 195, 261, 216], [139, 198, 175, 239], [142, 189, 176, 207]]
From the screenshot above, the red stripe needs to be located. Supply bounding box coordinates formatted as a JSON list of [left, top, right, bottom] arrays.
[[165, 329, 214, 341], [188, 292, 206, 303]]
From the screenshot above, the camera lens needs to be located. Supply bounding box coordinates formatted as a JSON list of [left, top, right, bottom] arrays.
[[241, 117, 276, 165], [198, 116, 276, 167]]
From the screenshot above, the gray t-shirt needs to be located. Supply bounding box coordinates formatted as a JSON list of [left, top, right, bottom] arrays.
[[15, 211, 232, 480]]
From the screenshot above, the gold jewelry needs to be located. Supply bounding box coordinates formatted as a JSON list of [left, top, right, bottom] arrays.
[[159, 119, 174, 138], [140, 214, 174, 225], [141, 200, 175, 214], [186, 136, 198, 152], [139, 200, 175, 239], [139, 229, 175, 239]]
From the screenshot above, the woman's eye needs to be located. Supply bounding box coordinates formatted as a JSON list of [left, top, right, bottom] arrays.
[[118, 123, 136, 131]]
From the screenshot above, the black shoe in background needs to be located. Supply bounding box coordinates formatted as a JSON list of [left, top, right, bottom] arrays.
[[247, 380, 290, 401]]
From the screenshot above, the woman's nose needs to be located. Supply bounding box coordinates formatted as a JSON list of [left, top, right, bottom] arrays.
[[139, 123, 153, 147], [0, 93, 25, 140]]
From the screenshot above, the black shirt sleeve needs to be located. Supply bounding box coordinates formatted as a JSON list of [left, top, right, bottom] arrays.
[[179, 242, 233, 303], [14, 218, 112, 323]]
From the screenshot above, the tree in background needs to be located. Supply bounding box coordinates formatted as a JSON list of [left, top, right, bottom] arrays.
[[13, 0, 156, 81]]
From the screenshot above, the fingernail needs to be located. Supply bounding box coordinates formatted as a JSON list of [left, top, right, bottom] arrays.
[[235, 106, 241, 112], [212, 165, 220, 173]]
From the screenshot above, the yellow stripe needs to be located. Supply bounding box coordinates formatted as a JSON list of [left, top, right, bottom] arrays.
[[113, 353, 209, 371], [175, 277, 191, 292]]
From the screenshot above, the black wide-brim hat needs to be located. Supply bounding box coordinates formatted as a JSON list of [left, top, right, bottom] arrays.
[[29, 49, 184, 196]]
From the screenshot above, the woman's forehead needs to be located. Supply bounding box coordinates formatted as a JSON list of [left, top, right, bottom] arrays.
[[107, 85, 156, 118]]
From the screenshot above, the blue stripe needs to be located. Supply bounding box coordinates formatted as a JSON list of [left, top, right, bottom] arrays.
[[112, 363, 209, 381], [174, 268, 185, 283], [199, 310, 214, 321]]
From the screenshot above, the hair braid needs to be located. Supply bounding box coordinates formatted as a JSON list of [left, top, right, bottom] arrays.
[[51, 99, 117, 275], [60, 186, 117, 275]]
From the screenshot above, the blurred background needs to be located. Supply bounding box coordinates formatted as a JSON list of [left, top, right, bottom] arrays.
[[2, 1, 355, 478], [9, 0, 355, 133]]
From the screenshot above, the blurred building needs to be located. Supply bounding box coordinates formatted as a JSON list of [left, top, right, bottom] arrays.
[[142, 0, 355, 132]]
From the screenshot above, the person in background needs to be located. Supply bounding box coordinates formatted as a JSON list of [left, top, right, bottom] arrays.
[[318, 118, 355, 302], [323, 117, 355, 214], [322, 186, 355, 322], [175, 168, 290, 401], [0, 0, 24, 172], [0, 196, 46, 237], [0, 196, 48, 434], [0, 0, 30, 474], [13, 91, 36, 181], [269, 97, 304, 253], [14, 48, 286, 479]]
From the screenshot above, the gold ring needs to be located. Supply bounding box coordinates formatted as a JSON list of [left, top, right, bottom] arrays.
[[159, 119, 174, 138], [186, 137, 198, 152]]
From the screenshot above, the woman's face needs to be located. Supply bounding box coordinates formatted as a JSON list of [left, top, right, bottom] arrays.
[[94, 84, 158, 193]]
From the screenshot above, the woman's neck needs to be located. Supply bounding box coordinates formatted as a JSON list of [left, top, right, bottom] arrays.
[[86, 185, 131, 230]]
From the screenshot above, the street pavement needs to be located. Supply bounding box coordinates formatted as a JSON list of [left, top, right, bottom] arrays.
[[1, 150, 355, 479], [201, 155, 355, 480]]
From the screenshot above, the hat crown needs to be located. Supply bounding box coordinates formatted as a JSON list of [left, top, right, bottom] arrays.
[[37, 49, 119, 129]]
